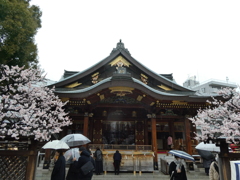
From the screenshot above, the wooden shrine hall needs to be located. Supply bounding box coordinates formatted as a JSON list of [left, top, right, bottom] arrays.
[[49, 40, 211, 170]]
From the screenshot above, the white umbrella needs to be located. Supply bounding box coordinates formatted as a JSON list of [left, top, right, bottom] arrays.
[[195, 142, 220, 152], [61, 133, 91, 147], [64, 148, 80, 164], [42, 140, 70, 150], [196, 142, 233, 152]]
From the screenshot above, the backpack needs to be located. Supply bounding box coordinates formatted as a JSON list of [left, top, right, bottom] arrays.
[[96, 150, 102, 161]]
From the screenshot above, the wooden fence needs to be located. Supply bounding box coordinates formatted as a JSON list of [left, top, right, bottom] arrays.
[[0, 140, 38, 180]]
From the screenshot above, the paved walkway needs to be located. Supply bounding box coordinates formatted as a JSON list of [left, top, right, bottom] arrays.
[[35, 153, 208, 180], [35, 167, 208, 180]]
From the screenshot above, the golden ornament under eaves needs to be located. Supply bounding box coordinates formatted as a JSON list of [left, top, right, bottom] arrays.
[[109, 56, 131, 67], [65, 82, 82, 88], [109, 86, 134, 96], [158, 84, 172, 91]]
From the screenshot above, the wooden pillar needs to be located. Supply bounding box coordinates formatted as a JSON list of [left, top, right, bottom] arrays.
[[219, 140, 230, 180], [169, 119, 174, 146], [184, 116, 192, 155], [151, 116, 158, 170], [26, 140, 38, 180], [144, 119, 148, 145], [83, 113, 89, 137], [43, 149, 51, 169]]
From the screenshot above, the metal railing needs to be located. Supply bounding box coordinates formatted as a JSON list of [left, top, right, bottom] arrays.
[[89, 144, 152, 151]]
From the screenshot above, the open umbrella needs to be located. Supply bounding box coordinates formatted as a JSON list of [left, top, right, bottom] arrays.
[[61, 133, 91, 147], [64, 148, 80, 164], [42, 140, 70, 150], [197, 149, 215, 160], [196, 142, 233, 152], [196, 142, 220, 152], [168, 150, 195, 161]]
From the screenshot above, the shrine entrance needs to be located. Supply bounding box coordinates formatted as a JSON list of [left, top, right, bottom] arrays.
[[102, 120, 135, 145]]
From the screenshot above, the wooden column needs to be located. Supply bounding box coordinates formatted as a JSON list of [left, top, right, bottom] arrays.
[[184, 116, 192, 155], [43, 149, 51, 169], [144, 119, 148, 145], [151, 116, 158, 170], [26, 140, 38, 180], [168, 119, 174, 142], [219, 140, 230, 180], [83, 113, 89, 137]]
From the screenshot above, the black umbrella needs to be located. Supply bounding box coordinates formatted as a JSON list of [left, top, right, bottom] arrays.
[[197, 149, 214, 160]]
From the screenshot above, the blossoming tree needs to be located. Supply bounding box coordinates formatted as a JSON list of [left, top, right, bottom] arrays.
[[190, 87, 240, 143], [0, 65, 72, 141]]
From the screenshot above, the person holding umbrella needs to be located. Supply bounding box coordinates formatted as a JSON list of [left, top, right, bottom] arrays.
[[65, 148, 79, 180], [169, 155, 187, 180], [197, 150, 215, 176], [73, 146, 95, 180], [51, 150, 66, 180]]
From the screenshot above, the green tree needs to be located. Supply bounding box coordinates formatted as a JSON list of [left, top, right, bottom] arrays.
[[0, 0, 42, 68]]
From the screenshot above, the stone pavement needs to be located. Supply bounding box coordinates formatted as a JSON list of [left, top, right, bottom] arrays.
[[35, 153, 208, 180], [35, 169, 208, 180]]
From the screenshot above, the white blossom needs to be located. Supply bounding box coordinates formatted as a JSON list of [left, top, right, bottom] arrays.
[[0, 65, 72, 141], [190, 87, 240, 144]]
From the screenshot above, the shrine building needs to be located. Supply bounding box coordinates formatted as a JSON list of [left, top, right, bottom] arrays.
[[49, 40, 212, 168]]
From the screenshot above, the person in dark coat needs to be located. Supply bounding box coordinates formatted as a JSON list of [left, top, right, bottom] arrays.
[[73, 146, 95, 180], [197, 150, 215, 176], [94, 147, 103, 175], [168, 155, 187, 180], [51, 150, 66, 180], [66, 161, 78, 180], [113, 150, 122, 175], [202, 158, 213, 176]]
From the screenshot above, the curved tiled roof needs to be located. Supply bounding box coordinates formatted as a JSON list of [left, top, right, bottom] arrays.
[[55, 76, 198, 98]]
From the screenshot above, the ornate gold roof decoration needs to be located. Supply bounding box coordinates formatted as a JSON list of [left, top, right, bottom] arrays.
[[141, 74, 148, 84], [92, 72, 99, 84], [92, 72, 99, 77], [150, 102, 155, 106], [60, 98, 69, 102], [87, 100, 91, 104], [171, 100, 188, 105], [109, 56, 131, 69], [100, 94, 105, 100], [137, 95, 143, 101], [65, 82, 82, 88], [109, 86, 134, 96], [158, 85, 172, 91]]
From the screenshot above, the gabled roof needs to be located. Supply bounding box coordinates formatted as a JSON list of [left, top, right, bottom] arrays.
[[50, 41, 193, 89], [49, 40, 209, 101]]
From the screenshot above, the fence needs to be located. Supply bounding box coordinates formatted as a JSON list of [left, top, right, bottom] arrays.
[[0, 140, 38, 180]]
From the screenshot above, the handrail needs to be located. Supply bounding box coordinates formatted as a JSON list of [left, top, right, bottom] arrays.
[[88, 144, 152, 151]]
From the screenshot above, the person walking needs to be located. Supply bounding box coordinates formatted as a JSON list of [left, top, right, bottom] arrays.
[[168, 155, 187, 180], [209, 158, 219, 180], [113, 150, 122, 175], [51, 150, 66, 180], [94, 147, 103, 175], [203, 158, 213, 176], [73, 146, 95, 180], [197, 149, 215, 176]]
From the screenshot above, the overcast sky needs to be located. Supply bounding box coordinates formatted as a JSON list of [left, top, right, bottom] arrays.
[[31, 0, 240, 86]]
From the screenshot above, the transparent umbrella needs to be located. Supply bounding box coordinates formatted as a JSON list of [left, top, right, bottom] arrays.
[[61, 134, 91, 147], [64, 148, 80, 164]]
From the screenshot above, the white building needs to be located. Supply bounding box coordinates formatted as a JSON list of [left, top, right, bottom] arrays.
[[183, 76, 237, 96]]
